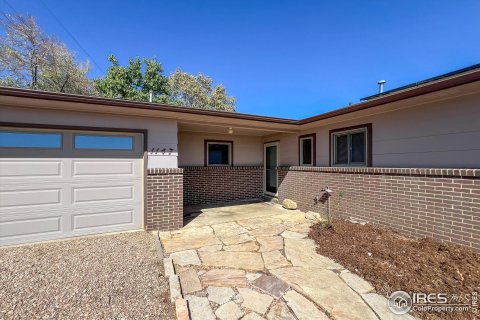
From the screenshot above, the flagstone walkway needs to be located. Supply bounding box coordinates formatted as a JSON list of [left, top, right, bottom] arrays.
[[159, 202, 417, 320]]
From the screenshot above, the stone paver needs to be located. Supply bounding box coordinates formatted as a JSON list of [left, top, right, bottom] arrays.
[[283, 290, 329, 320], [170, 249, 201, 266], [212, 222, 249, 237], [199, 251, 264, 271], [241, 312, 265, 320], [362, 293, 418, 320], [207, 286, 236, 305], [266, 300, 296, 320], [198, 244, 223, 252], [252, 274, 289, 299], [237, 217, 283, 230], [178, 268, 202, 294], [185, 295, 216, 320], [284, 238, 343, 269], [262, 250, 291, 270], [200, 269, 246, 287], [246, 272, 263, 283], [215, 301, 244, 320], [224, 241, 259, 252], [273, 267, 378, 320], [257, 236, 284, 252], [340, 270, 374, 294], [286, 223, 312, 234], [175, 298, 190, 320], [249, 225, 286, 237], [238, 288, 274, 315], [162, 234, 222, 253], [221, 233, 255, 245], [163, 258, 175, 277], [169, 274, 182, 302], [281, 230, 307, 239]]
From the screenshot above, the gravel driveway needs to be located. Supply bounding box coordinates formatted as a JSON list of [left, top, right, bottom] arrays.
[[0, 231, 175, 319]]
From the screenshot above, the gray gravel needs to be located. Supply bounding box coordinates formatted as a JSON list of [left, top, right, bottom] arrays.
[[0, 231, 175, 319]]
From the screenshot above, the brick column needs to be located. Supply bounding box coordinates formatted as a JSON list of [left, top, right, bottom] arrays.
[[146, 168, 183, 231]]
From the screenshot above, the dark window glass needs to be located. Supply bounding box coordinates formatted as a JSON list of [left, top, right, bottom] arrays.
[[351, 132, 365, 163], [265, 145, 277, 193], [301, 138, 312, 165], [0, 131, 61, 148], [74, 135, 133, 150], [208, 143, 230, 165], [335, 135, 348, 164]]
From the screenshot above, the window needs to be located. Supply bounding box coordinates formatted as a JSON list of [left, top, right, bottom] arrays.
[[0, 130, 62, 149], [330, 124, 371, 166], [74, 134, 134, 150], [205, 141, 232, 166], [299, 134, 315, 166]]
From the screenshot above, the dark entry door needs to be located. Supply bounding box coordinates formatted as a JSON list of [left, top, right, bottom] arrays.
[[265, 143, 278, 194]]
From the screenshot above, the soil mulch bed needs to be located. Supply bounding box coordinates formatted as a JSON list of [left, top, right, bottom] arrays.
[[309, 219, 480, 320]]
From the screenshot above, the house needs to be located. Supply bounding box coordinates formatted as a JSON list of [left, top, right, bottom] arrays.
[[1, 64, 479, 250]]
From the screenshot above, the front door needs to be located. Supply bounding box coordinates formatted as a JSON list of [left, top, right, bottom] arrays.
[[264, 142, 278, 196]]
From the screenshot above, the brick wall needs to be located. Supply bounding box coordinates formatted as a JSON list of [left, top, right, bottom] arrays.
[[146, 168, 183, 231], [278, 166, 480, 250], [182, 166, 263, 206]]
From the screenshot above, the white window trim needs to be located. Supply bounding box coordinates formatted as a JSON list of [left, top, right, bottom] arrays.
[[331, 128, 368, 167], [299, 136, 314, 166], [206, 141, 232, 166]]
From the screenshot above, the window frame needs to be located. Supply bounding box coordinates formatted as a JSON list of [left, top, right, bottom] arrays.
[[329, 124, 372, 167], [298, 133, 316, 166], [204, 140, 233, 167]]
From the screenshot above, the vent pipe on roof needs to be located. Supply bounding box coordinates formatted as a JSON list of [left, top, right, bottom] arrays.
[[378, 80, 386, 93]]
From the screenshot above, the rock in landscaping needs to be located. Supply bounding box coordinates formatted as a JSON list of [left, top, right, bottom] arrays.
[[266, 300, 296, 320], [262, 250, 291, 270], [361, 293, 417, 320], [163, 258, 175, 277], [305, 211, 326, 222], [207, 286, 236, 305], [175, 298, 190, 320], [169, 274, 182, 302], [215, 301, 244, 320], [283, 290, 329, 320], [197, 244, 223, 252], [282, 199, 297, 210], [340, 271, 374, 294], [178, 268, 203, 294], [185, 295, 216, 320], [200, 269, 246, 287], [170, 249, 201, 266], [199, 251, 264, 271], [252, 274, 289, 299], [280, 230, 307, 239], [224, 241, 259, 252], [257, 236, 284, 252], [238, 288, 274, 315]]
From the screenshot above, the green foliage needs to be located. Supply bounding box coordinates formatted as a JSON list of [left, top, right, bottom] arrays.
[[93, 55, 168, 102], [168, 69, 235, 112]]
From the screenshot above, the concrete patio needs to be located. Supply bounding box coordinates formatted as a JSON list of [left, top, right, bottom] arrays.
[[159, 202, 417, 320]]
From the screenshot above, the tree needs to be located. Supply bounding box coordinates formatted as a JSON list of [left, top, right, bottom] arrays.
[[168, 69, 235, 112], [0, 13, 92, 94], [94, 55, 169, 102]]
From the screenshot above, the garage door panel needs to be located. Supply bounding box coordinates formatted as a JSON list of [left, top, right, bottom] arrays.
[[72, 209, 135, 230], [72, 160, 137, 176], [0, 188, 62, 208], [0, 216, 61, 238], [0, 160, 62, 178], [73, 185, 134, 203]]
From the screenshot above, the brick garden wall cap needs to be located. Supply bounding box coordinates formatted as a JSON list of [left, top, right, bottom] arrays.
[[147, 168, 184, 175], [181, 166, 263, 170], [278, 166, 480, 178]]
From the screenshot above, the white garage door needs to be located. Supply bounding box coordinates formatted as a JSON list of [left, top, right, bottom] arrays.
[[0, 126, 144, 246]]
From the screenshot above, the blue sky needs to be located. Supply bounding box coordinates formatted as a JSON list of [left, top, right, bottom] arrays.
[[2, 0, 479, 119]]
